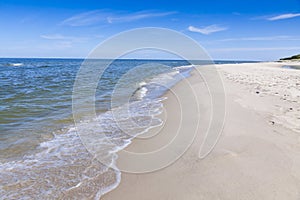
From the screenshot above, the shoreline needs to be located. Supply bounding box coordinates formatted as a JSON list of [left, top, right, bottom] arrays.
[[102, 61, 300, 199]]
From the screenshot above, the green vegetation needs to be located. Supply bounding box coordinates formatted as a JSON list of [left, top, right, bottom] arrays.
[[280, 54, 300, 60]]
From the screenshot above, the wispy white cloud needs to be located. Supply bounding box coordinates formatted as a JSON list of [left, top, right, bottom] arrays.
[[60, 10, 109, 26], [41, 34, 68, 40], [107, 11, 175, 23], [61, 10, 176, 26], [218, 35, 300, 42], [267, 13, 300, 21], [40, 34, 88, 42], [40, 34, 90, 49], [188, 25, 227, 35]]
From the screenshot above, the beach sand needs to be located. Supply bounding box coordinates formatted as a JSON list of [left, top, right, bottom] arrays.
[[102, 62, 300, 200]]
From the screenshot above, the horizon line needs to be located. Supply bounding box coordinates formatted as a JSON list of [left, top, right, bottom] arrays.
[[0, 56, 264, 62]]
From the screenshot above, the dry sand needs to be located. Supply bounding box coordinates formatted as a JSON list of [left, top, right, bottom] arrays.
[[102, 62, 300, 200]]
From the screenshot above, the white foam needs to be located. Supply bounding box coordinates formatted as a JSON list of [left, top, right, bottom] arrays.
[[0, 96, 166, 199], [8, 63, 23, 67], [173, 64, 194, 70]]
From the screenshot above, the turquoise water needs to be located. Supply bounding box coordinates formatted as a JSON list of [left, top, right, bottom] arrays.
[[0, 58, 256, 199]]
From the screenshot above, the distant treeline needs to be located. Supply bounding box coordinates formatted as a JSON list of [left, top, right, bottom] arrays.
[[280, 54, 300, 60]]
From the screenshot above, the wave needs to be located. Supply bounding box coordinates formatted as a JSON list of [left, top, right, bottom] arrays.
[[6, 63, 24, 67], [0, 98, 165, 199]]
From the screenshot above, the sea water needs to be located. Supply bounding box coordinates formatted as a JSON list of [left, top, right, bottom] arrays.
[[0, 58, 255, 199]]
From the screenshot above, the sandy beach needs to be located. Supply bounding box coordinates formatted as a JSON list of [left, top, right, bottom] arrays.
[[2, 1, 300, 199], [102, 62, 300, 200]]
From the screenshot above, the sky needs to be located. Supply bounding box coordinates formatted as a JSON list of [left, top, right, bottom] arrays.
[[0, 0, 300, 60]]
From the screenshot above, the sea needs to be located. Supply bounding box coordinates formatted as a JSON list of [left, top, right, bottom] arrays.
[[0, 58, 257, 199]]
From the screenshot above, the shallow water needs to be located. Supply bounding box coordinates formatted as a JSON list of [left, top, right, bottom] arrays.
[[0, 58, 193, 199], [282, 65, 300, 70]]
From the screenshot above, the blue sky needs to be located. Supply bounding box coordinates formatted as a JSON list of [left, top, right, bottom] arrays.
[[1, 0, 300, 60]]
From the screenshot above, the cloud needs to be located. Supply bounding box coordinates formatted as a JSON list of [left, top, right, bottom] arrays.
[[61, 10, 176, 26], [60, 10, 109, 26], [41, 34, 68, 40], [267, 13, 300, 21], [107, 11, 175, 23], [188, 25, 227, 35], [40, 34, 88, 42]]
